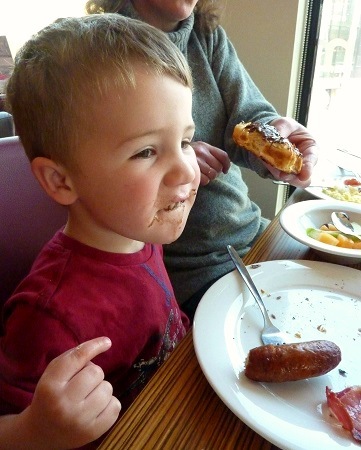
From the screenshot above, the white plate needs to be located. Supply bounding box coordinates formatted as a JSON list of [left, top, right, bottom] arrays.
[[305, 175, 361, 202], [193, 260, 361, 450], [306, 152, 361, 202], [280, 200, 361, 264], [327, 149, 361, 175]]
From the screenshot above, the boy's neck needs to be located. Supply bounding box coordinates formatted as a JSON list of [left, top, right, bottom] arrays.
[[63, 221, 145, 254]]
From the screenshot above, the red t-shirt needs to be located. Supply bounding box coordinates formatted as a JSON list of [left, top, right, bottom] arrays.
[[0, 231, 189, 416]]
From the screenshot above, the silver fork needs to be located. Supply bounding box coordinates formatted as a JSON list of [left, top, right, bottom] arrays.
[[227, 245, 288, 346]]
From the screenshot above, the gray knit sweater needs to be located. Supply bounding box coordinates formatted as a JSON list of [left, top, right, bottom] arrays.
[[121, 6, 279, 305]]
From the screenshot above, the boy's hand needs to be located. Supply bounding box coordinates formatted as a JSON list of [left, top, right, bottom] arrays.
[[24, 337, 121, 449], [268, 117, 318, 188], [191, 141, 230, 185]]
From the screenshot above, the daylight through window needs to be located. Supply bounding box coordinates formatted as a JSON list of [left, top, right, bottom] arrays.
[[307, 0, 361, 158]]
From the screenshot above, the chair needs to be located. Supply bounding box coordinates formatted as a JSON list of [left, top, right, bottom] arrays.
[[0, 136, 67, 306], [0, 112, 14, 138]]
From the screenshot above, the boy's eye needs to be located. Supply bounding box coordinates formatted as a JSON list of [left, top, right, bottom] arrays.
[[181, 140, 192, 150], [132, 148, 155, 159]]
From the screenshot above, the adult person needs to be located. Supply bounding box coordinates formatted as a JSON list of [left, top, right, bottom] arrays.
[[0, 14, 199, 449], [86, 0, 319, 319]]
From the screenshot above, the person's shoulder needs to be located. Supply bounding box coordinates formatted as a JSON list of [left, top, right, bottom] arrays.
[[192, 21, 229, 55], [193, 17, 228, 39], [4, 231, 73, 309]]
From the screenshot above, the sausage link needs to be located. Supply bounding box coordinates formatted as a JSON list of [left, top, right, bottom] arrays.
[[244, 340, 341, 382]]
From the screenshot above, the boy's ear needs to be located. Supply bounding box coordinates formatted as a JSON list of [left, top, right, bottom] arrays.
[[31, 157, 78, 206]]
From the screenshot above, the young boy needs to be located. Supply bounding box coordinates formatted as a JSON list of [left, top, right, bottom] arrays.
[[0, 13, 200, 449], [86, 1, 318, 322]]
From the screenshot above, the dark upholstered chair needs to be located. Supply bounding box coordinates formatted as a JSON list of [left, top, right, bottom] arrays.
[[0, 136, 67, 306], [0, 112, 14, 138]]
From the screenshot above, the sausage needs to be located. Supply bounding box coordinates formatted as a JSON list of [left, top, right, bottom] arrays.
[[244, 340, 341, 382]]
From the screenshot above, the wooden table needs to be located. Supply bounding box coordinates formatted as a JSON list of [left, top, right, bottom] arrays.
[[98, 189, 361, 450]]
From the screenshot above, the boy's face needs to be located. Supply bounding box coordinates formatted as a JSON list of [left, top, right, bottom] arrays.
[[65, 69, 200, 253]]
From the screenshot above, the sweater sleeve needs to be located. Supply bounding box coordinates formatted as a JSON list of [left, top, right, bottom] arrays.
[[201, 25, 280, 176]]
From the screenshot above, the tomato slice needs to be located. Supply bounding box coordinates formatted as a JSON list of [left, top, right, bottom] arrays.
[[344, 178, 361, 186]]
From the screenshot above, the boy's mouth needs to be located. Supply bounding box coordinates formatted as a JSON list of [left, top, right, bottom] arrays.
[[148, 189, 197, 228], [149, 202, 185, 227], [164, 200, 185, 211]]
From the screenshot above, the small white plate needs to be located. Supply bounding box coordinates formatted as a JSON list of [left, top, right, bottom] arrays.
[[193, 260, 361, 450], [280, 200, 361, 264], [305, 176, 361, 202], [327, 149, 361, 174]]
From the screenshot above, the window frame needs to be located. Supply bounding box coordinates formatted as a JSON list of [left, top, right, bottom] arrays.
[[294, 0, 324, 127]]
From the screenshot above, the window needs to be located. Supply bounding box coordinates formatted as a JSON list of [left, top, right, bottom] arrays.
[[296, 0, 361, 158], [0, 2, 86, 97], [0, 1, 86, 59]]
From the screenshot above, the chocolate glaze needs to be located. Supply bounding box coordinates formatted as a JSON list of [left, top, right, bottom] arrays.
[[245, 121, 302, 157], [246, 121, 286, 143]]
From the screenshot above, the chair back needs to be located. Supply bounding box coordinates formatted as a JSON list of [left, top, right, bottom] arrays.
[[0, 136, 67, 306], [0, 112, 15, 138]]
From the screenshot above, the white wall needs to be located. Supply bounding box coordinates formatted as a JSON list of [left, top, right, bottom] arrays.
[[0, 2, 86, 57], [221, 0, 306, 218]]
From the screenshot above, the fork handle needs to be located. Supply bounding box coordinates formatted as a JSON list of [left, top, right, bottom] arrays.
[[227, 245, 273, 328]]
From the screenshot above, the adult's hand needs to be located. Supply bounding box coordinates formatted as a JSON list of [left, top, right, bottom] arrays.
[[268, 117, 318, 188], [191, 141, 230, 185]]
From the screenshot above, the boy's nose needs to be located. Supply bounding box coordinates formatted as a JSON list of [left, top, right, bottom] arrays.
[[163, 154, 198, 186]]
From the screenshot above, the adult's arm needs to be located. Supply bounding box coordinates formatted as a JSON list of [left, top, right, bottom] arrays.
[[198, 26, 318, 184]]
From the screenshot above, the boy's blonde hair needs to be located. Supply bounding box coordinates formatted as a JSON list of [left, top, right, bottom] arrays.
[[6, 14, 192, 165]]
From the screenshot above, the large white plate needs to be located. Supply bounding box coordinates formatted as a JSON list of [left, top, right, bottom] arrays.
[[193, 260, 361, 450]]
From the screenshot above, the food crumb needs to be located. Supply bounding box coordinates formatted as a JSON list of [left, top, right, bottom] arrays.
[[294, 332, 302, 338], [317, 324, 327, 333], [271, 314, 276, 319], [338, 369, 347, 377], [250, 264, 261, 269]]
